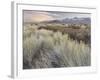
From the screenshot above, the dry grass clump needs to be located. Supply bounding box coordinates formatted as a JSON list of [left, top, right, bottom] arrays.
[[23, 26, 91, 69]]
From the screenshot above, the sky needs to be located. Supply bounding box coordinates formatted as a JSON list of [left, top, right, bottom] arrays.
[[23, 10, 90, 23]]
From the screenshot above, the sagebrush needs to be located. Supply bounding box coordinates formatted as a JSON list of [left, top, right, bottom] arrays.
[[23, 26, 91, 69]]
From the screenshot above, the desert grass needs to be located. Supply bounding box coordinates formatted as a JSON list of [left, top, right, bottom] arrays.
[[23, 26, 91, 69]]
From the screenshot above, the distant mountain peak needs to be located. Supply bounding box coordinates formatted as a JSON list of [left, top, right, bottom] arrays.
[[40, 17, 91, 25]]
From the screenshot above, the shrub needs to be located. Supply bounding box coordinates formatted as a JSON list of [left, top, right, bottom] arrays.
[[23, 26, 91, 69]]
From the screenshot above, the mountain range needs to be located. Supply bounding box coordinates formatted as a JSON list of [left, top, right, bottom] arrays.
[[42, 17, 91, 25]]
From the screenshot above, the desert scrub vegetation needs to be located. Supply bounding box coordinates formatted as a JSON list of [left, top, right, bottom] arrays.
[[23, 26, 91, 69], [38, 25, 91, 44]]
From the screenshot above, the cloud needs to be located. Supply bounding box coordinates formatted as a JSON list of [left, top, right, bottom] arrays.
[[23, 11, 55, 23]]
